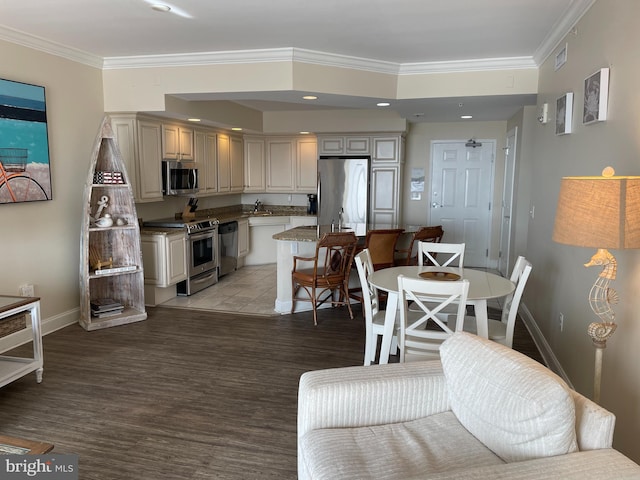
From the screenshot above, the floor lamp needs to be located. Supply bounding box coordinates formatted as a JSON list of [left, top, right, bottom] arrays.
[[552, 167, 640, 403]]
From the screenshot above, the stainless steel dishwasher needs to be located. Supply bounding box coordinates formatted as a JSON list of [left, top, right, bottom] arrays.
[[218, 220, 238, 277]]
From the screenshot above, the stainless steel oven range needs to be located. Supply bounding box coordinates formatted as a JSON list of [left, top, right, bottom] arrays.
[[144, 217, 219, 296]]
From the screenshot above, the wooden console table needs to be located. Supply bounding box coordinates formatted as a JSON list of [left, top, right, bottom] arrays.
[[0, 434, 53, 454], [0, 296, 43, 387]]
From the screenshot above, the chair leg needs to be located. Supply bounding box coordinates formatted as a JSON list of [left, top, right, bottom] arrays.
[[312, 285, 318, 326]]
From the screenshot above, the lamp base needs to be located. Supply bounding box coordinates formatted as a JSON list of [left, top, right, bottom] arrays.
[[588, 321, 617, 404]]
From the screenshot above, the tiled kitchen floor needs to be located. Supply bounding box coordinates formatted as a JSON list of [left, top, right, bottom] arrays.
[[158, 263, 506, 317], [159, 264, 279, 316]]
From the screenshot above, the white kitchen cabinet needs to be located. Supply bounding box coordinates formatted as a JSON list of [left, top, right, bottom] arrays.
[[195, 130, 218, 195], [244, 216, 289, 265], [372, 136, 403, 163], [266, 136, 317, 193], [244, 136, 266, 192], [296, 137, 317, 192], [237, 217, 250, 257], [217, 133, 231, 192], [317, 135, 370, 155], [230, 136, 244, 193], [110, 114, 163, 203], [162, 123, 194, 161], [371, 165, 401, 225], [141, 231, 188, 287], [266, 138, 295, 192]]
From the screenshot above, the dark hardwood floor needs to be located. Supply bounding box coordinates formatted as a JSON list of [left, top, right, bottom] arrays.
[[0, 305, 542, 479]]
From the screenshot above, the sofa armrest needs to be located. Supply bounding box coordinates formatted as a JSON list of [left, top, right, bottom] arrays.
[[571, 390, 615, 450], [297, 360, 449, 440]]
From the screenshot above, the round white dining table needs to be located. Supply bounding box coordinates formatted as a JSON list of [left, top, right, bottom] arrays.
[[368, 266, 515, 364]]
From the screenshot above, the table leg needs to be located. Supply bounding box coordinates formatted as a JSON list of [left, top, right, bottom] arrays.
[[471, 299, 489, 338], [379, 292, 398, 364]]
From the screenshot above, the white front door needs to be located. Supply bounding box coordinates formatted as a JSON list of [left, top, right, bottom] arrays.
[[498, 128, 517, 276], [430, 140, 494, 268]]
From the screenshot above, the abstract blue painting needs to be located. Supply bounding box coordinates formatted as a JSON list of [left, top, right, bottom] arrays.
[[0, 78, 52, 203]]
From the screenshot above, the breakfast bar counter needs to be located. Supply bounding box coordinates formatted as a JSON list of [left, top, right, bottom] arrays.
[[272, 224, 422, 314]]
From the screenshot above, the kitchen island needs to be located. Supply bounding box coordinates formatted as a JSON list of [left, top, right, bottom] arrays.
[[272, 224, 421, 314]]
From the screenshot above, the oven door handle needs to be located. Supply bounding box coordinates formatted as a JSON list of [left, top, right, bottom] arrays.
[[189, 230, 217, 242]]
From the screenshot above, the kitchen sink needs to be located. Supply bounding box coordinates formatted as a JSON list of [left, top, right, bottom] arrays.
[[251, 210, 273, 216]]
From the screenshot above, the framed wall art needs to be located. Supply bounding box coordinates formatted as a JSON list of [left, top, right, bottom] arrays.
[[554, 43, 568, 71], [556, 92, 573, 135], [0, 78, 52, 204], [583, 67, 610, 124]]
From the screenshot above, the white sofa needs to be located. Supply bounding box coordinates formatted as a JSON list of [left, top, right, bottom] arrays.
[[298, 332, 640, 479]]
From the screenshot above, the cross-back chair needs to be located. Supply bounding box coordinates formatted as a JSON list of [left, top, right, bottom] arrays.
[[463, 256, 532, 348], [398, 274, 469, 362], [418, 241, 466, 274], [291, 231, 358, 325]]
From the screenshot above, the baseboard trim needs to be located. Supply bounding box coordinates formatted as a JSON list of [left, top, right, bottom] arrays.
[[519, 302, 573, 388], [0, 307, 79, 354]]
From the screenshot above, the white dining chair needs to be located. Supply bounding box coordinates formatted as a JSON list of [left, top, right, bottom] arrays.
[[463, 256, 532, 348], [413, 242, 466, 321], [397, 274, 469, 362], [417, 241, 466, 274], [354, 249, 398, 365]]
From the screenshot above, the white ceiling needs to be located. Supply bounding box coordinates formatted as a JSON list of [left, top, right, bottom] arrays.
[[0, 0, 593, 123]]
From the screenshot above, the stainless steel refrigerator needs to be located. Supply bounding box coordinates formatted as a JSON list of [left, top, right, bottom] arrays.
[[317, 156, 370, 235]]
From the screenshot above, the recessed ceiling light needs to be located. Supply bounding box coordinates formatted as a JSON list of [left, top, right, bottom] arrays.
[[461, 115, 473, 119], [151, 4, 171, 12], [299, 131, 311, 135], [187, 118, 201, 122], [303, 95, 318, 100], [377, 102, 390, 107], [231, 127, 243, 131]]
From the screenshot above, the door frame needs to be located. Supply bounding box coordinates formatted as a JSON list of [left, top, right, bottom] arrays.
[[498, 127, 518, 276]]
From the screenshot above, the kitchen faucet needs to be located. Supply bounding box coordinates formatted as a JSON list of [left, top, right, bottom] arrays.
[[254, 199, 263, 212]]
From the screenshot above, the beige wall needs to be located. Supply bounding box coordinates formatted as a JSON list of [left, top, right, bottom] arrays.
[[0, 40, 103, 331], [524, 0, 640, 461]]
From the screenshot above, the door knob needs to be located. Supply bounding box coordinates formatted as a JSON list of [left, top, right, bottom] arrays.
[[431, 202, 441, 208]]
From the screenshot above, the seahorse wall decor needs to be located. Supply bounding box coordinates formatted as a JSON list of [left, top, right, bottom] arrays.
[[584, 248, 619, 347]]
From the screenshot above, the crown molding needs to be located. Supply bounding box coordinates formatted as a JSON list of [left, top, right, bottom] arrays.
[[533, 0, 597, 65], [102, 47, 535, 75], [398, 56, 537, 75], [0, 25, 103, 69]]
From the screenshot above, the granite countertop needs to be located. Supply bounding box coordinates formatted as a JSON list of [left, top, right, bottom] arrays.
[[182, 204, 315, 224], [273, 224, 424, 242]]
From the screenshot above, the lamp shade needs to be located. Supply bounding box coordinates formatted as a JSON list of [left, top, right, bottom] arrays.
[[553, 174, 640, 249]]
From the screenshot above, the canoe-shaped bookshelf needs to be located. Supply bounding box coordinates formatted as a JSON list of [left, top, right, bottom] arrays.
[[79, 116, 147, 330]]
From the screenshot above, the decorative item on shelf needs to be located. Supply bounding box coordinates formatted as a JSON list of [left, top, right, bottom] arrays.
[[93, 171, 124, 184], [553, 166, 640, 403], [93, 264, 137, 276], [91, 195, 109, 225], [90, 298, 124, 318], [89, 246, 113, 271], [115, 217, 127, 226], [94, 213, 113, 228]]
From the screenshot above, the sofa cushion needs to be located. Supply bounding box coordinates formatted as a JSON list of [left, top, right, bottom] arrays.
[[299, 411, 504, 480], [440, 332, 578, 462]]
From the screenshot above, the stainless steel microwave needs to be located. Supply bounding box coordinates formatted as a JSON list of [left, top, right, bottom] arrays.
[[162, 160, 199, 196]]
